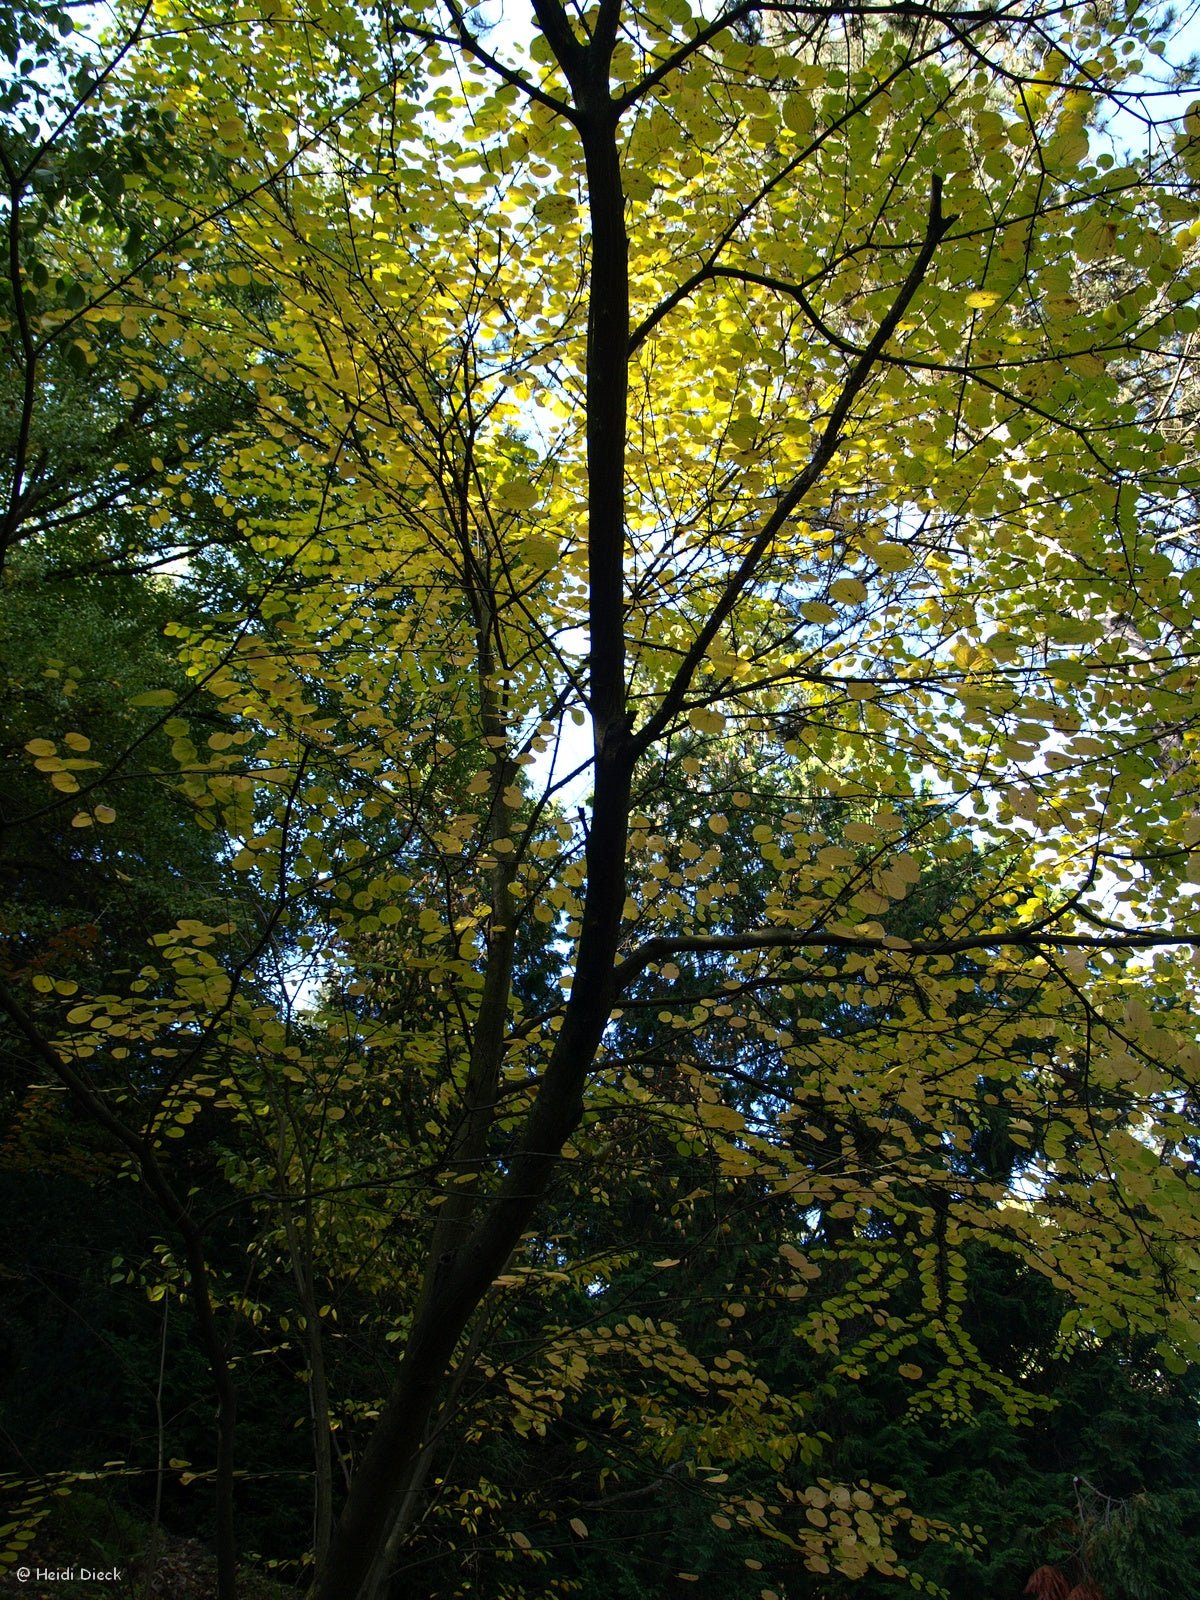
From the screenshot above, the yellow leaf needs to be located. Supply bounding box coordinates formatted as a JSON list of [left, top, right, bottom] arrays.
[[496, 479, 538, 511], [870, 541, 912, 573], [843, 822, 878, 844], [519, 533, 559, 568], [569, 1517, 588, 1538], [782, 95, 814, 136], [687, 706, 725, 734]]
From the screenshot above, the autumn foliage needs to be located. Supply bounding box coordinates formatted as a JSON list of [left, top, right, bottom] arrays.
[[4, 0, 1200, 1596]]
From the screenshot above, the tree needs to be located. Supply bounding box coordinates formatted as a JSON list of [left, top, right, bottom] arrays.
[[4, 0, 1200, 1597]]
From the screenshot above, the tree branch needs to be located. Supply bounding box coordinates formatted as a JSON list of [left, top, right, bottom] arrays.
[[614, 923, 1200, 995], [632, 175, 952, 756]]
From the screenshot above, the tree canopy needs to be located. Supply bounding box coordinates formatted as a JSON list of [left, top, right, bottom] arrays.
[[4, 0, 1200, 1596]]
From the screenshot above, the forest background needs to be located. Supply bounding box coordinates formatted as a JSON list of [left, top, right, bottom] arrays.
[[5, 0, 1200, 1596]]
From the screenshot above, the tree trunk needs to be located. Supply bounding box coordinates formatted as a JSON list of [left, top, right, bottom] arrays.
[[313, 12, 635, 1590]]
